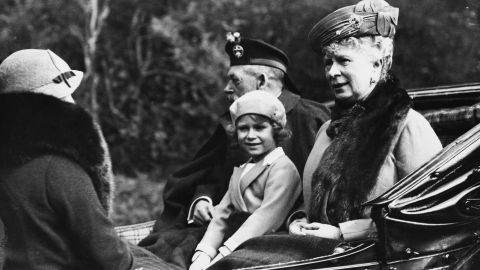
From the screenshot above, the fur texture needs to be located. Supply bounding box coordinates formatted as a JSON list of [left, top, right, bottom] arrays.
[[0, 92, 114, 214], [309, 76, 411, 225]]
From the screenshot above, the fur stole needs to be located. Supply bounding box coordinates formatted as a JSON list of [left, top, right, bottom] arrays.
[[309, 76, 411, 225], [0, 92, 114, 215]]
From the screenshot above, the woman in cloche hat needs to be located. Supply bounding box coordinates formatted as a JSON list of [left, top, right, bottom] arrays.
[[0, 49, 180, 270], [208, 0, 442, 269]]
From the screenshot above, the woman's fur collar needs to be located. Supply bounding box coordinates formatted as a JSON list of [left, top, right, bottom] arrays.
[[0, 92, 114, 215], [309, 76, 411, 225]]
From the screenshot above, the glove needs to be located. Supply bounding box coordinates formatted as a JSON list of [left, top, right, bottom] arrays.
[[189, 251, 212, 270], [209, 246, 232, 267]]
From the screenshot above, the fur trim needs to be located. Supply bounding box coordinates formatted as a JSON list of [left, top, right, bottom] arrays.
[[0, 92, 114, 215], [309, 76, 411, 225]]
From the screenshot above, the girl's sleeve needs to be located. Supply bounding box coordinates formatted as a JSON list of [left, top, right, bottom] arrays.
[[195, 189, 235, 258], [223, 162, 302, 251]]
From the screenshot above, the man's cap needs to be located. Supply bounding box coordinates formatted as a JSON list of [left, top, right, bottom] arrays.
[[225, 32, 300, 94], [308, 0, 399, 52], [230, 90, 287, 128], [0, 49, 83, 101], [225, 32, 290, 73]]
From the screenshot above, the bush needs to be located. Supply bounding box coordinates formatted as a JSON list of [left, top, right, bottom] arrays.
[[112, 174, 165, 225]]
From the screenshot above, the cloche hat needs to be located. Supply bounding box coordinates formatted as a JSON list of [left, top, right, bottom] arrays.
[[229, 90, 287, 128], [0, 49, 83, 101]]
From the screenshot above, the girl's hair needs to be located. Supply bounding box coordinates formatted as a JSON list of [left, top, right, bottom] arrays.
[[322, 36, 394, 82], [228, 114, 291, 145]]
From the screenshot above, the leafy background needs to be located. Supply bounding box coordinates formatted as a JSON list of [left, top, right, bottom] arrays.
[[0, 0, 478, 225]]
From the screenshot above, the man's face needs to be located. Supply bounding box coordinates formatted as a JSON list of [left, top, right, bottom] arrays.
[[224, 66, 258, 102]]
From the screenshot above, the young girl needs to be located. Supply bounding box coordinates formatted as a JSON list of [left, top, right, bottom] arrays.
[[189, 90, 302, 270]]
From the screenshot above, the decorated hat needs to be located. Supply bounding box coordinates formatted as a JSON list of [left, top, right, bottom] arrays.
[[229, 90, 287, 128], [225, 32, 300, 94], [0, 49, 83, 101], [308, 0, 399, 52]]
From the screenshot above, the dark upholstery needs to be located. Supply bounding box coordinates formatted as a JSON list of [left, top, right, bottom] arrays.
[[420, 103, 480, 146]]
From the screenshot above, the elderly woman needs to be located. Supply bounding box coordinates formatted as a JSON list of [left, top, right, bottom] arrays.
[[289, 0, 442, 242], [208, 0, 442, 269]]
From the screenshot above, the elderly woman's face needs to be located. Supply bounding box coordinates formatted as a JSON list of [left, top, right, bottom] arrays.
[[323, 45, 381, 102]]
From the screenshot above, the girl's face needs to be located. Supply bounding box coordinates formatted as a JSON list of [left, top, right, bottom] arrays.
[[236, 114, 276, 161]]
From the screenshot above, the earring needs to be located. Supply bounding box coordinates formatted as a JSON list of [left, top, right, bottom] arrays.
[[370, 78, 376, 85]]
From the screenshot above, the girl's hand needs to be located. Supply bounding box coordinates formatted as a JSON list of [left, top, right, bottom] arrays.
[[301, 222, 342, 240], [289, 217, 308, 235], [209, 246, 232, 267], [209, 253, 224, 267], [189, 251, 211, 270]]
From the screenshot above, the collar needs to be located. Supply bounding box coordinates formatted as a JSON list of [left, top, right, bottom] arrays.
[[241, 147, 285, 167], [278, 89, 300, 113]]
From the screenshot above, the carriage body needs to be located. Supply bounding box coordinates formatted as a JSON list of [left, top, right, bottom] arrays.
[[116, 83, 480, 269]]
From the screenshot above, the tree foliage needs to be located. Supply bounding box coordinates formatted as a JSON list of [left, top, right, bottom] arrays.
[[0, 0, 479, 224]]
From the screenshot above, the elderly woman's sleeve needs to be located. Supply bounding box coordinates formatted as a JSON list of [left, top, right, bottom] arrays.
[[338, 111, 442, 242], [394, 110, 442, 179]]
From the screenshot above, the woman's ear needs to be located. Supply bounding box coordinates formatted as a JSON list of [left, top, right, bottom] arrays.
[[373, 58, 383, 69], [373, 58, 383, 79], [256, 73, 268, 90]]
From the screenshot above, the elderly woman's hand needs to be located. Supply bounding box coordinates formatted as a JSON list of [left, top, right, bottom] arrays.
[[289, 217, 309, 235], [301, 222, 342, 240]]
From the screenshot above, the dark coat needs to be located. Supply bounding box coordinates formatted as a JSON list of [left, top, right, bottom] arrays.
[[0, 219, 4, 270], [0, 93, 133, 270], [152, 90, 330, 231]]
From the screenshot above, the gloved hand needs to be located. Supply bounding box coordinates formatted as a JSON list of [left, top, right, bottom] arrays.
[[193, 200, 215, 226], [189, 251, 212, 270], [288, 217, 308, 235], [209, 246, 232, 267]]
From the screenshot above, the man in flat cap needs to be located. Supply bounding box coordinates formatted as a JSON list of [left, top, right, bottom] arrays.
[[138, 33, 329, 268]]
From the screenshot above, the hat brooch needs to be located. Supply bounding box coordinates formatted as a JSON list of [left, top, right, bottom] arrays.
[[336, 14, 363, 36], [226, 32, 244, 58]]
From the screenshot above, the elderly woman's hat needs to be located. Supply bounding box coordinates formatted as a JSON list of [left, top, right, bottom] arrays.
[[225, 32, 300, 94], [229, 90, 287, 128], [0, 49, 83, 101], [308, 0, 399, 52]]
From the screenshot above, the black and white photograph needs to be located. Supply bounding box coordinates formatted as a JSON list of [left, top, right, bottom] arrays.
[[0, 0, 479, 269]]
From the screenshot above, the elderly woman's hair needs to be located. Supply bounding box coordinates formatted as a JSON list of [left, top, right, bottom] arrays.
[[323, 36, 394, 82]]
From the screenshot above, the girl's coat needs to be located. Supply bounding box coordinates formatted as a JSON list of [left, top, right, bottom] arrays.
[[196, 147, 301, 257]]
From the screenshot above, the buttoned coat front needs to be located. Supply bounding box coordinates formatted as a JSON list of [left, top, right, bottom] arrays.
[[196, 148, 301, 257]]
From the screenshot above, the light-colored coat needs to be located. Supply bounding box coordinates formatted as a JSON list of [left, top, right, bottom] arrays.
[[196, 147, 301, 258], [301, 109, 442, 241]]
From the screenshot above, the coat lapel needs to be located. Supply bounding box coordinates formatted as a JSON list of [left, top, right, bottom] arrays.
[[239, 163, 268, 194], [230, 166, 248, 211]]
